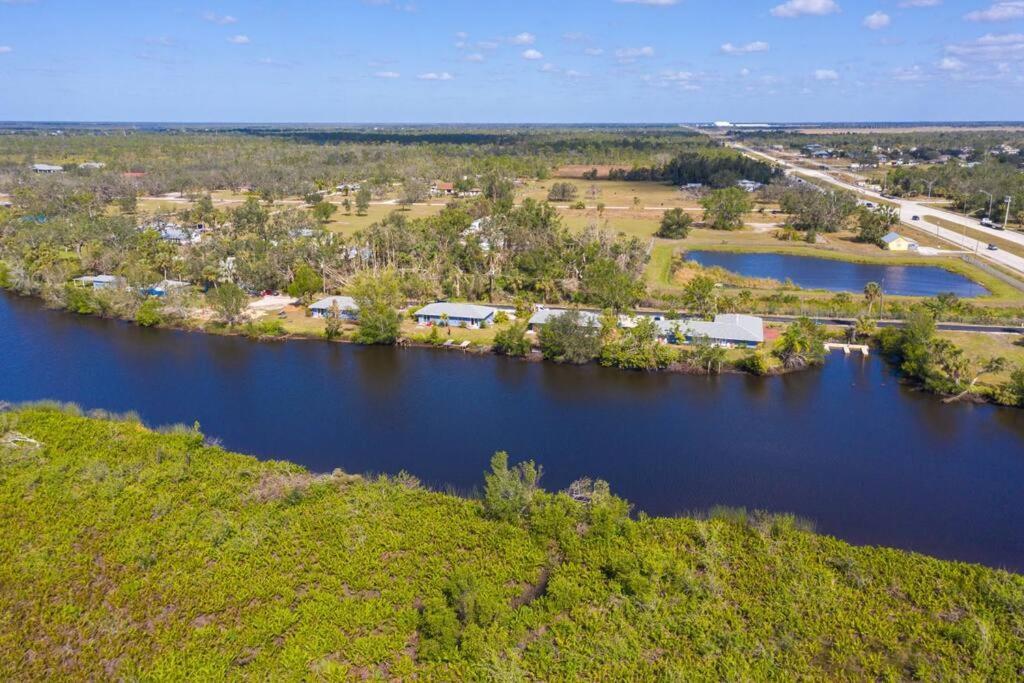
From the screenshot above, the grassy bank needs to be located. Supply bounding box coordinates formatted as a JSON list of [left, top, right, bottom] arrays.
[[1, 406, 1023, 679]]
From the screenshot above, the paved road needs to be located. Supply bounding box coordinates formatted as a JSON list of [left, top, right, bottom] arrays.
[[731, 144, 1024, 276]]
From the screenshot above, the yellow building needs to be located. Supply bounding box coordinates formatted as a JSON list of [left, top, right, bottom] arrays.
[[881, 231, 918, 251]]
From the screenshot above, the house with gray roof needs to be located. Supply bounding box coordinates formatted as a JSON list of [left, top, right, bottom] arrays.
[[310, 295, 359, 320], [415, 302, 497, 328], [527, 308, 601, 330], [32, 163, 64, 174], [656, 314, 764, 348], [73, 274, 125, 290]]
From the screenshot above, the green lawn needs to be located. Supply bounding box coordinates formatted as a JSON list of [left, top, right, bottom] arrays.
[[2, 407, 1023, 679]]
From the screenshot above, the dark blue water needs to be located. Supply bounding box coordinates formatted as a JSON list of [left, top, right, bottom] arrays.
[[2, 291, 1023, 570], [687, 250, 990, 297]]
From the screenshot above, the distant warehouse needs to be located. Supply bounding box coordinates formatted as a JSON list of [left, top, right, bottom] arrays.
[[309, 296, 359, 320], [657, 314, 764, 348], [414, 302, 496, 328], [32, 163, 64, 174]]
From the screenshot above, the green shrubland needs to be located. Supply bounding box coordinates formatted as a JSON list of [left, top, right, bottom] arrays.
[[1, 406, 1022, 679]]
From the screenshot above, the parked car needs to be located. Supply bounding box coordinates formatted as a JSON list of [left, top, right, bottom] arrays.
[[987, 244, 999, 251], [911, 215, 920, 221], [981, 217, 993, 227]]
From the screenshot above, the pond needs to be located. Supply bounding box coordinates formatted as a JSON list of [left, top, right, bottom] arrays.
[[2, 291, 1023, 571], [686, 250, 990, 297]]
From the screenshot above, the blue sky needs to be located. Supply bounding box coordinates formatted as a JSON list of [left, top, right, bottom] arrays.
[[1, 0, 1023, 122]]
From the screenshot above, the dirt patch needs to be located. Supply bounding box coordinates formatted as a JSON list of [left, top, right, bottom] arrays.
[[249, 469, 360, 503]]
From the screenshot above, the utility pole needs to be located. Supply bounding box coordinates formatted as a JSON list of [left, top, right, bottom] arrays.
[[1006, 196, 1013, 230]]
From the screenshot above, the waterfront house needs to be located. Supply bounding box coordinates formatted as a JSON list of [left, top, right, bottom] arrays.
[[73, 274, 124, 290], [527, 308, 601, 331], [415, 302, 496, 328], [656, 314, 764, 348], [144, 280, 191, 297], [32, 163, 64, 174], [881, 232, 918, 252], [310, 295, 359, 320]]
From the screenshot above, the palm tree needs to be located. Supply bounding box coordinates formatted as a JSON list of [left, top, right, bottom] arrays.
[[863, 282, 882, 317]]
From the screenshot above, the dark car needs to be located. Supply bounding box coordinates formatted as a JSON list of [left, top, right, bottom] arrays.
[[988, 244, 999, 251], [911, 215, 920, 221]]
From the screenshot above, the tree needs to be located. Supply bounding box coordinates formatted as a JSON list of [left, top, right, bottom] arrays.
[[355, 187, 371, 216], [599, 317, 677, 370], [547, 182, 578, 202], [483, 451, 542, 523], [864, 282, 882, 317], [775, 317, 827, 369], [849, 315, 876, 341], [689, 335, 729, 375], [208, 282, 248, 325], [580, 258, 645, 311], [657, 208, 693, 239], [312, 201, 337, 224], [683, 275, 718, 320], [538, 309, 602, 364], [945, 356, 1007, 403], [700, 187, 753, 230], [351, 270, 402, 344], [856, 205, 898, 244], [400, 177, 429, 207], [286, 264, 323, 299], [780, 187, 858, 233], [342, 198, 352, 215], [118, 193, 138, 215], [324, 300, 343, 340], [493, 320, 531, 356]]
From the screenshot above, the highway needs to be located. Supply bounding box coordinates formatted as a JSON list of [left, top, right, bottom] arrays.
[[730, 143, 1024, 276]]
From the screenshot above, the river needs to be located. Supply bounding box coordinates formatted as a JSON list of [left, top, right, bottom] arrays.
[[2, 291, 1023, 570], [686, 250, 990, 297]]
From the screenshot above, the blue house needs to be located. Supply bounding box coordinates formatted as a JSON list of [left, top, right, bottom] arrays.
[[414, 302, 497, 328], [310, 296, 359, 320]]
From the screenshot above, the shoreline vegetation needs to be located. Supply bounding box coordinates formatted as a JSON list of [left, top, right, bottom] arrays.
[[2, 281, 1024, 407], [1, 405, 1023, 679], [2, 127, 1023, 406]]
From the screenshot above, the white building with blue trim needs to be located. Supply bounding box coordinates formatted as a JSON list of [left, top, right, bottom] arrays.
[[414, 302, 497, 328]]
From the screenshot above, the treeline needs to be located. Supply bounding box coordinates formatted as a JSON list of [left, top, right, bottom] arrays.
[[885, 160, 1024, 225], [607, 150, 780, 187], [0, 128, 712, 200]]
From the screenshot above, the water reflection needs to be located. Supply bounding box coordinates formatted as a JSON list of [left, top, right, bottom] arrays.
[[1, 291, 1023, 570]]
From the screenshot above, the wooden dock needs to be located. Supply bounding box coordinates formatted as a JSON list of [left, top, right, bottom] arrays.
[[824, 343, 870, 356]]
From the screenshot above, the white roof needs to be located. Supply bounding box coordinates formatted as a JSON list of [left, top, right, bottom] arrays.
[[528, 308, 600, 326], [310, 295, 358, 312], [415, 302, 497, 320], [657, 314, 764, 344], [32, 163, 64, 172]]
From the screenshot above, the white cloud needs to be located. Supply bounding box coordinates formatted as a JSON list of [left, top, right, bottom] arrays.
[[146, 36, 176, 46], [522, 48, 544, 60], [614, 46, 655, 62], [771, 0, 840, 18], [739, 67, 751, 77], [938, 57, 965, 70], [614, 0, 679, 5], [965, 2, 1024, 22], [584, 47, 605, 56], [374, 71, 401, 78], [814, 68, 839, 80], [509, 32, 536, 45], [863, 11, 890, 29], [418, 71, 454, 80], [477, 40, 499, 50], [0, 46, 12, 54], [540, 62, 558, 72], [202, 11, 238, 25], [898, 0, 940, 6], [946, 33, 1024, 61], [720, 41, 770, 54], [892, 64, 926, 81], [227, 35, 250, 44], [464, 53, 484, 62]]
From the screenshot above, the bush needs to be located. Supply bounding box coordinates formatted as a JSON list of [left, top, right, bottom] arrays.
[[547, 182, 578, 202], [286, 265, 323, 299], [135, 298, 164, 327], [538, 310, 602, 364], [493, 321, 531, 357], [63, 283, 97, 315], [656, 208, 693, 239], [738, 349, 771, 375], [242, 319, 287, 339], [483, 451, 541, 523]]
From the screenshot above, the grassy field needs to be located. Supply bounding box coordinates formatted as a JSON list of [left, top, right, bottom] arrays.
[[938, 331, 1024, 383], [922, 215, 1024, 260], [1, 407, 1022, 679]]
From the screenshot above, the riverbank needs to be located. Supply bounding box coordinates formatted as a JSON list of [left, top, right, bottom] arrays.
[[2, 405, 1022, 679]]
